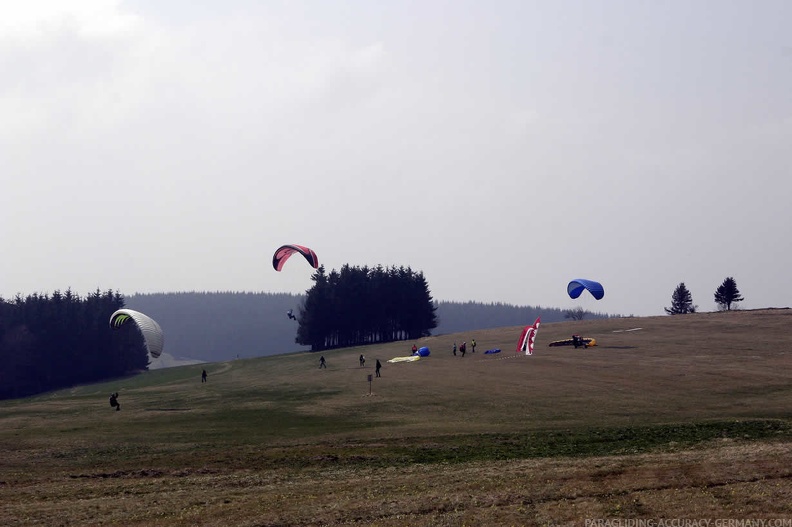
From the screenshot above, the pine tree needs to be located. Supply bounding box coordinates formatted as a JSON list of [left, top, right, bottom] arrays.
[[665, 282, 697, 315], [714, 277, 743, 310], [0, 289, 146, 400]]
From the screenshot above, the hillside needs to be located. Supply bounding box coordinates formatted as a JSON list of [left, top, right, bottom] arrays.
[[1, 309, 790, 525], [125, 291, 607, 364]]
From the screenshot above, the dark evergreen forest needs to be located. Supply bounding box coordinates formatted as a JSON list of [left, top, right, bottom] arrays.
[[295, 265, 438, 351], [0, 290, 148, 400]]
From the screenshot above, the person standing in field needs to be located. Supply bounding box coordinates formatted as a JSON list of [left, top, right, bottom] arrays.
[[452, 342, 457, 356], [201, 369, 207, 383], [460, 341, 466, 357], [375, 359, 382, 377], [471, 339, 476, 353], [319, 355, 327, 369], [359, 354, 365, 367]]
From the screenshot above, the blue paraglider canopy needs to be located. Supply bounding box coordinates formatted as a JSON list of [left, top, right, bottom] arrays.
[[413, 346, 430, 357], [567, 279, 605, 300]]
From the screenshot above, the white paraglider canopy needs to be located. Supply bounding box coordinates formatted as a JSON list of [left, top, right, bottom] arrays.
[[109, 309, 164, 358]]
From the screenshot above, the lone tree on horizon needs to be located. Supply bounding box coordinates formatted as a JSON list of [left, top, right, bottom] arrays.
[[564, 306, 587, 321], [714, 276, 744, 311], [665, 282, 697, 315]]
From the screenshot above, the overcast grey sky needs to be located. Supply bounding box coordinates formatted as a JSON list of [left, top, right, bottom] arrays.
[[1, 0, 790, 317]]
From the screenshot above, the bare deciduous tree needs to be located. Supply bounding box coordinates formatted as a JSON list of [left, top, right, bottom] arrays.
[[564, 307, 587, 321]]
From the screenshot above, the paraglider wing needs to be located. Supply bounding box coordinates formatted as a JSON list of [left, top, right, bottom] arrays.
[[548, 337, 597, 348], [109, 309, 164, 359], [272, 244, 319, 271], [567, 279, 605, 300], [414, 346, 430, 357], [516, 327, 530, 352], [387, 356, 420, 363], [516, 316, 541, 355]]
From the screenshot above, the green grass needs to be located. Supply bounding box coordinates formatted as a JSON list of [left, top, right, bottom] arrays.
[[2, 309, 792, 525]]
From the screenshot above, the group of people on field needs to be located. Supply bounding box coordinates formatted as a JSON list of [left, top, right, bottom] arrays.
[[112, 337, 490, 410], [107, 336, 483, 411], [452, 338, 476, 356]]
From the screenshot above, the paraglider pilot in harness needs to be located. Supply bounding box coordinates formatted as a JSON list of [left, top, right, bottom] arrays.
[[572, 335, 585, 349], [109, 392, 120, 411]]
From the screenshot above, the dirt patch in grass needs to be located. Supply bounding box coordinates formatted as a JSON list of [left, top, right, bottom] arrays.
[[2, 439, 790, 526]]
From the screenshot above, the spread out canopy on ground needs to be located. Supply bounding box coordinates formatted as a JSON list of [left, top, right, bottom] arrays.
[[567, 279, 605, 300], [548, 336, 597, 348], [109, 309, 164, 358], [412, 346, 430, 357], [516, 316, 541, 355], [272, 244, 319, 271], [387, 356, 420, 363]]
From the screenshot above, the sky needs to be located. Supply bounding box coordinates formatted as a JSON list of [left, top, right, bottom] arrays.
[[1, 0, 790, 317]]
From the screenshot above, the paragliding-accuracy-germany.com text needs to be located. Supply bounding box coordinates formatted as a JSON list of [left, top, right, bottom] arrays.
[[585, 519, 792, 527]]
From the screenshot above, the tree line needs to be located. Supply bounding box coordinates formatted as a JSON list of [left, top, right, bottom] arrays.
[[0, 289, 148, 400], [125, 291, 309, 360], [295, 265, 438, 351], [665, 277, 744, 315]]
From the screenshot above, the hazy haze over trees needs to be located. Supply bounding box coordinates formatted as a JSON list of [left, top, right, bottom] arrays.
[[123, 292, 613, 361], [103, 292, 608, 362]]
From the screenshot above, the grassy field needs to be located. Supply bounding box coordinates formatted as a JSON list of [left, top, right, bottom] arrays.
[[1, 309, 791, 526]]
